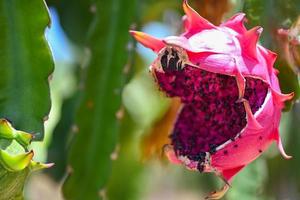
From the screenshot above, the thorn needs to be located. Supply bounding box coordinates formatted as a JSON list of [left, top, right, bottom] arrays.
[[98, 188, 107, 200], [71, 124, 79, 133], [90, 4, 97, 13], [126, 42, 134, 52], [123, 63, 131, 74], [48, 73, 53, 82], [67, 165, 74, 174], [110, 144, 120, 160], [43, 115, 49, 121], [129, 23, 137, 30], [86, 100, 94, 109], [115, 106, 124, 120]]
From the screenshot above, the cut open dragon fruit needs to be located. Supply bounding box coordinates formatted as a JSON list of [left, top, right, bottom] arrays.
[[130, 0, 293, 199]]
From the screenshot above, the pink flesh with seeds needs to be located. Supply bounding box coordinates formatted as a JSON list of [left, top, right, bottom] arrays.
[[154, 64, 268, 167]]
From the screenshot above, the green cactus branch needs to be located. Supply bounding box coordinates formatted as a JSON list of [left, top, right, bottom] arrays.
[[0, 0, 54, 199], [0, 0, 54, 140], [62, 0, 138, 199]]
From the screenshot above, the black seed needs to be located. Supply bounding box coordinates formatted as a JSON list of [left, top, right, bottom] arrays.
[[161, 51, 169, 71], [169, 57, 177, 71], [259, 149, 262, 153], [169, 132, 177, 139], [198, 152, 206, 160], [188, 152, 206, 161], [205, 83, 209, 90], [197, 162, 204, 172], [174, 140, 183, 150], [259, 136, 263, 140], [224, 150, 228, 155], [159, 82, 165, 88], [201, 71, 207, 76], [204, 114, 211, 121], [226, 110, 232, 116], [171, 49, 177, 56], [209, 144, 217, 154], [189, 138, 196, 148], [177, 61, 183, 71], [233, 144, 238, 148]]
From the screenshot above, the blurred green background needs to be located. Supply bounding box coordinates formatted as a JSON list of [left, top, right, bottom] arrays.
[[2, 0, 299, 199]]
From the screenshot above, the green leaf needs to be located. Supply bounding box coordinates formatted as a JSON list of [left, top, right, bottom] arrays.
[[0, 0, 54, 140], [62, 0, 138, 199]]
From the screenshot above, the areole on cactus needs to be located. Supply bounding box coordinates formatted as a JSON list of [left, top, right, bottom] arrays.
[[130, 0, 294, 199]]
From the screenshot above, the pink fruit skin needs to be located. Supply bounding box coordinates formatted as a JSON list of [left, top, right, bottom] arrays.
[[130, 0, 293, 187]]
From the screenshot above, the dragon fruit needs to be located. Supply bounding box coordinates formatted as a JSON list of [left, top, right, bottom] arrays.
[[130, 0, 293, 198]]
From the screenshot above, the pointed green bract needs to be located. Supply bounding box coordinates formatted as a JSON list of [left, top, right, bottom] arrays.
[[0, 150, 33, 172], [0, 119, 52, 199], [62, 0, 138, 199], [0, 0, 54, 140], [0, 119, 33, 148]]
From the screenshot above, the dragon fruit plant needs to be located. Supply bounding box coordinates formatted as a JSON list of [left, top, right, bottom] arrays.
[[130, 0, 294, 198]]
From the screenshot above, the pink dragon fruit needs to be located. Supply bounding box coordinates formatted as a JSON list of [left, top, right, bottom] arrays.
[[130, 0, 293, 198]]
